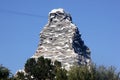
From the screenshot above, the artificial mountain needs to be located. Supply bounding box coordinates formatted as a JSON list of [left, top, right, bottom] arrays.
[[32, 8, 91, 69]]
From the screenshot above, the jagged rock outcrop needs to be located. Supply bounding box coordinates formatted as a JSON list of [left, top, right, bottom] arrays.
[[32, 8, 91, 69]]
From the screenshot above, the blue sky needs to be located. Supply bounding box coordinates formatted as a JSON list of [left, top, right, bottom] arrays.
[[0, 0, 120, 73]]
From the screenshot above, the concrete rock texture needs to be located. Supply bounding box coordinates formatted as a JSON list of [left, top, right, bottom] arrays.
[[32, 8, 91, 69]]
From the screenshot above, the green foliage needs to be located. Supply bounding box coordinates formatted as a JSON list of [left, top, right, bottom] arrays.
[[94, 65, 118, 80], [68, 65, 93, 80], [24, 56, 55, 80], [24, 57, 36, 74], [0, 65, 10, 80], [1, 57, 120, 80], [14, 71, 25, 80], [23, 56, 68, 80], [68, 64, 120, 80], [55, 68, 67, 80], [54, 60, 62, 68]]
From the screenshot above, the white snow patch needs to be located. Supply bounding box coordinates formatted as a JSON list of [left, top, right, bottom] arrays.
[[49, 8, 65, 14]]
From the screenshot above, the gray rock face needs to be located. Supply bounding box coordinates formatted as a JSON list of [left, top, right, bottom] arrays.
[[33, 8, 91, 69]]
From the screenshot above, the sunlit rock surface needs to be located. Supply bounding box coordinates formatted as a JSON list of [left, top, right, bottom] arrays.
[[32, 8, 91, 69]]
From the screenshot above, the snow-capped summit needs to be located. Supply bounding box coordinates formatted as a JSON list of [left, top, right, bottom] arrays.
[[32, 8, 91, 69]]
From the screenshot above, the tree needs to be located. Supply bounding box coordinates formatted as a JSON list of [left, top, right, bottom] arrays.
[[23, 56, 68, 80], [1, 57, 120, 80], [54, 60, 68, 80], [68, 65, 93, 80], [55, 68, 67, 80], [14, 71, 26, 80], [0, 65, 10, 80], [95, 65, 118, 80], [24, 56, 55, 80], [68, 64, 120, 80]]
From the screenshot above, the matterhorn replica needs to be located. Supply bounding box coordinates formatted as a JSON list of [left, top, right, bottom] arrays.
[[32, 8, 91, 69]]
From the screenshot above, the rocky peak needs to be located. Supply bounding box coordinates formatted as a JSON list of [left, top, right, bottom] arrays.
[[32, 8, 91, 69], [48, 8, 72, 25]]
